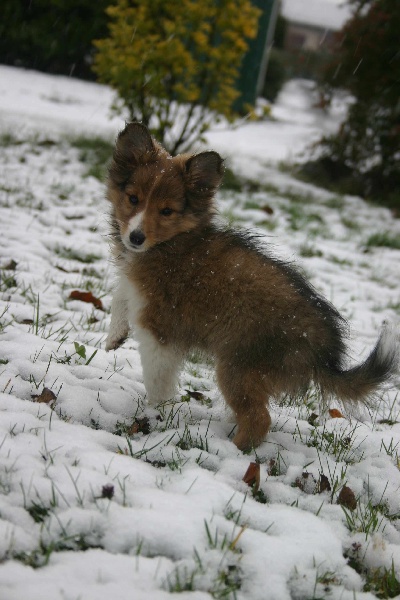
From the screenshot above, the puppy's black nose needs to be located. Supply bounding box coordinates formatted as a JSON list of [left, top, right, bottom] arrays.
[[129, 230, 146, 247]]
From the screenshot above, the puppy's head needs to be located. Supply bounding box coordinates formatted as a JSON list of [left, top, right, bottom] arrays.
[[107, 123, 224, 253]]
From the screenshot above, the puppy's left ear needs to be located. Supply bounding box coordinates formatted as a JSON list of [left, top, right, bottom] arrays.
[[184, 151, 224, 196], [115, 122, 155, 163]]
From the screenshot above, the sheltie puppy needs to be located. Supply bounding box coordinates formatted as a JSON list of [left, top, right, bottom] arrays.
[[105, 122, 398, 450]]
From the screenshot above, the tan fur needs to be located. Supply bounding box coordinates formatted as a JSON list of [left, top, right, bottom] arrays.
[[106, 123, 398, 450], [109, 154, 201, 249]]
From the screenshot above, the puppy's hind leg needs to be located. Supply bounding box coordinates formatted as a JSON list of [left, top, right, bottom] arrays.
[[216, 361, 272, 451], [136, 327, 181, 407]]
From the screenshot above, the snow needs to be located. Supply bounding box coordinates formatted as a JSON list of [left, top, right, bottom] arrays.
[[0, 66, 399, 600]]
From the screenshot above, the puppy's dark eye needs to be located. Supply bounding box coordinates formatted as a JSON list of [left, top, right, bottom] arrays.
[[128, 195, 139, 206], [160, 207, 173, 216]]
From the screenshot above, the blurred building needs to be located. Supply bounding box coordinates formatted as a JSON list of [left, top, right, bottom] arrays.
[[281, 0, 351, 51]]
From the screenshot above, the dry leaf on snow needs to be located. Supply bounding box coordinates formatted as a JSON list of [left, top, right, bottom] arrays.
[[329, 408, 344, 419], [69, 290, 103, 310], [31, 387, 57, 405], [337, 485, 357, 511], [243, 462, 260, 492]]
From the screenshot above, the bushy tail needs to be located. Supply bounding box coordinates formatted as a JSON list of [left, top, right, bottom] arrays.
[[319, 324, 399, 403]]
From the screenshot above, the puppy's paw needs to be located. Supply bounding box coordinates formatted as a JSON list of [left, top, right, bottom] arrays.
[[146, 396, 162, 408], [105, 336, 128, 352]]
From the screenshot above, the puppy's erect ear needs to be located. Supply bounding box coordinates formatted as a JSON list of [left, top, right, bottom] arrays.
[[116, 122, 154, 159], [185, 151, 224, 194], [184, 152, 224, 216], [109, 122, 156, 187]]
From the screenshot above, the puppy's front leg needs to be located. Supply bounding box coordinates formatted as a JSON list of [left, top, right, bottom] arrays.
[[105, 280, 130, 351], [135, 327, 181, 407]]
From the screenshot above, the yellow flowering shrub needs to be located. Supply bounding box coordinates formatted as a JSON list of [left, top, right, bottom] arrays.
[[93, 0, 260, 153]]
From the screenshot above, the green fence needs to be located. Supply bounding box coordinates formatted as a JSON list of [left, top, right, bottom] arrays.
[[236, 0, 279, 111]]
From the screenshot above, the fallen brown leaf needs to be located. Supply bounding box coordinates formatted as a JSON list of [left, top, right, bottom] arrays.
[[31, 387, 57, 405], [69, 290, 103, 310], [101, 484, 114, 499], [329, 408, 344, 419], [318, 474, 331, 493], [127, 417, 150, 436], [337, 485, 357, 511], [243, 462, 260, 492]]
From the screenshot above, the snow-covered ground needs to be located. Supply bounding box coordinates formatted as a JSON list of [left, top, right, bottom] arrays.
[[0, 66, 399, 600]]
